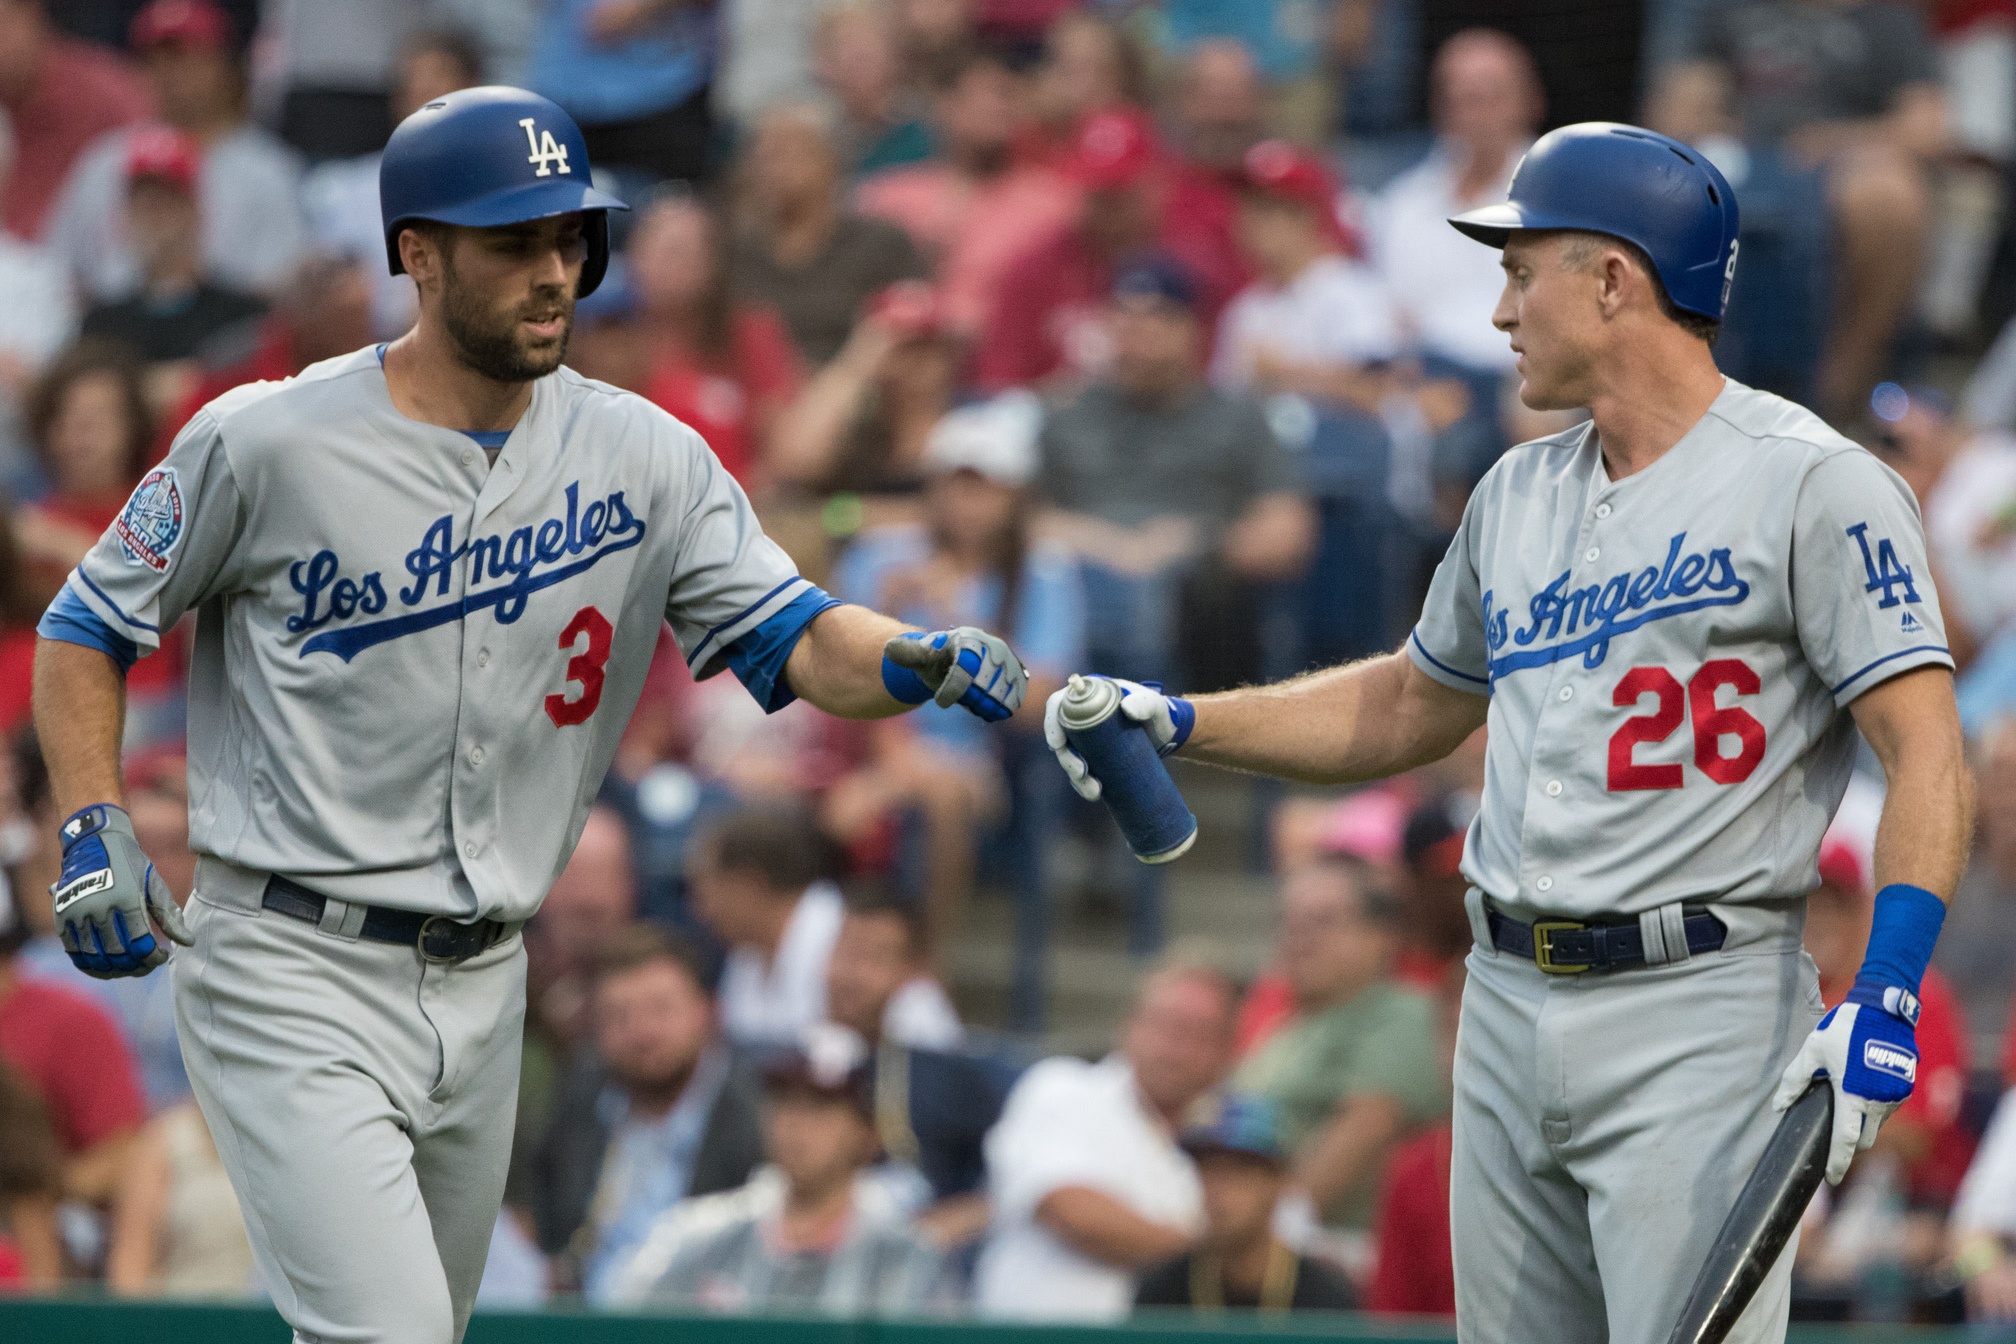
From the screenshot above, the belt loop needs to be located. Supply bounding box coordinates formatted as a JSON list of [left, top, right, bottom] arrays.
[[1637, 907, 1669, 965], [318, 895, 366, 941], [1660, 903, 1691, 965], [1465, 888, 1495, 956]]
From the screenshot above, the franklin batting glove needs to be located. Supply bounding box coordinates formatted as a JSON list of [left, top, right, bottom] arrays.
[[882, 627, 1028, 723], [51, 803, 190, 979], [1042, 677, 1195, 801]]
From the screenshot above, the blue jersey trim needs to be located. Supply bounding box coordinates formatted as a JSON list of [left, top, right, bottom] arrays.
[[461, 429, 512, 450], [74, 569, 160, 634], [686, 577, 804, 670], [38, 587, 138, 671], [1829, 645, 1952, 698], [1411, 629, 1490, 687], [724, 588, 843, 713]]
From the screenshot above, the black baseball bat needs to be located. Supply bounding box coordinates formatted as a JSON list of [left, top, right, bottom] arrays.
[[1663, 1081, 1833, 1344]]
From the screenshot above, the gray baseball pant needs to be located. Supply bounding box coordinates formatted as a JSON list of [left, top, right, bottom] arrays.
[[1452, 902, 1825, 1343], [173, 862, 525, 1344]]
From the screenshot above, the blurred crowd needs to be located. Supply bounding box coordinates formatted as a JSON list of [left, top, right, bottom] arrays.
[[6, 0, 2016, 1327]]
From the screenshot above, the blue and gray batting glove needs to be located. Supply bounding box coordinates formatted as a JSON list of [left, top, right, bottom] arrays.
[[51, 803, 190, 979], [1042, 676, 1195, 801], [1772, 882, 1944, 1184], [882, 627, 1027, 723]]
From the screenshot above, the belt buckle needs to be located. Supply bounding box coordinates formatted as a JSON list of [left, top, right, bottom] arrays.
[[1531, 920, 1588, 975], [417, 915, 465, 964]]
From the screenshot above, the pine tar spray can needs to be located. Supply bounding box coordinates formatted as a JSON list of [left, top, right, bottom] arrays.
[[1057, 675, 1198, 865]]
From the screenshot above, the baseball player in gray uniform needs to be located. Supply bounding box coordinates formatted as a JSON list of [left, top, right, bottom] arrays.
[[1046, 123, 1972, 1341], [30, 89, 1023, 1344]]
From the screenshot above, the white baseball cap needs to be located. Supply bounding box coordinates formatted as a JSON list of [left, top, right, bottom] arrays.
[[921, 390, 1043, 487]]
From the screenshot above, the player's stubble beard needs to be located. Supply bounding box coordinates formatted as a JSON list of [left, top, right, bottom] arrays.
[[439, 250, 575, 384]]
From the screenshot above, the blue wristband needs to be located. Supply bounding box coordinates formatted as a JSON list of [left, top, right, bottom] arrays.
[[1848, 883, 1945, 1010], [881, 632, 936, 705], [1166, 695, 1196, 751]]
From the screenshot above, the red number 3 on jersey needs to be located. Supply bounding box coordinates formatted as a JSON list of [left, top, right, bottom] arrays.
[[1608, 658, 1766, 791], [546, 605, 613, 727]]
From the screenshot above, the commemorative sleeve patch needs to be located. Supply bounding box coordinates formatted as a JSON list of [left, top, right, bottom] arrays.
[[115, 468, 185, 573]]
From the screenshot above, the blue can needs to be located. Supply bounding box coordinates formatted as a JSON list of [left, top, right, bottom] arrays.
[[1058, 676, 1198, 864]]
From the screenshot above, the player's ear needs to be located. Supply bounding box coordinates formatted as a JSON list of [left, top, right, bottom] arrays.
[[398, 224, 444, 293]]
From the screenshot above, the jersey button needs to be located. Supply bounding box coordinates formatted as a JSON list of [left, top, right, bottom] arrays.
[[464, 841, 478, 858], [470, 746, 486, 766], [1558, 686, 1573, 702], [1536, 875, 1554, 893], [462, 448, 476, 466], [1595, 503, 1612, 519], [1545, 780, 1563, 797], [477, 648, 490, 668], [1584, 547, 1600, 563]]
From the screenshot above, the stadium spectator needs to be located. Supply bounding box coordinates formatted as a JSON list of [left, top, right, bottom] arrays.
[[893, 0, 977, 92], [608, 1033, 950, 1312], [524, 805, 641, 1065], [974, 961, 1237, 1320], [1672, 0, 1950, 421], [15, 342, 152, 598], [262, 0, 424, 159], [1370, 29, 1538, 407], [45, 0, 304, 305], [0, 1053, 61, 1288], [1935, 719, 2016, 1067], [816, 1, 937, 177], [827, 392, 1081, 940], [629, 191, 805, 488], [1365, 959, 1464, 1317], [729, 102, 927, 368], [1149, 0, 1339, 147], [770, 278, 960, 491], [1954, 1083, 2016, 1321], [525, 924, 764, 1302], [1036, 254, 1311, 687], [154, 253, 377, 450], [715, 0, 826, 130], [76, 127, 265, 398], [1232, 859, 1446, 1234], [689, 805, 847, 1055], [0, 0, 151, 240], [976, 109, 1243, 391], [525, 0, 717, 184], [0, 107, 76, 430], [300, 29, 484, 340], [1160, 40, 1265, 289], [1133, 1094, 1358, 1310], [825, 886, 966, 1053], [1394, 793, 1475, 989], [856, 46, 1079, 339], [120, 1097, 254, 1295], [1024, 10, 1142, 166], [0, 508, 41, 735], [0, 853, 153, 1287]]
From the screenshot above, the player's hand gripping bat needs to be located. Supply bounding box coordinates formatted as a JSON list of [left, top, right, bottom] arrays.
[[1663, 1081, 1833, 1344]]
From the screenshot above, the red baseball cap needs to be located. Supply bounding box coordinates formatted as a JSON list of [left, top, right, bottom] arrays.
[[126, 124, 202, 194], [1816, 833, 1867, 896], [130, 0, 232, 51], [1240, 139, 1337, 213], [1070, 108, 1161, 190]]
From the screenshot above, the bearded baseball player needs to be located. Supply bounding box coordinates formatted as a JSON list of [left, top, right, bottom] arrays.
[[1047, 122, 1971, 1341], [30, 88, 1023, 1344]]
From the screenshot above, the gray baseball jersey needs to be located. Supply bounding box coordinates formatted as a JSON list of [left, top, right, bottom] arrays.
[[1409, 378, 1951, 918], [59, 346, 823, 922]]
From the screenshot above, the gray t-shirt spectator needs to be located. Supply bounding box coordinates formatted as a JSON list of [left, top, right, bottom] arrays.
[[730, 216, 924, 367], [1693, 0, 1938, 145], [46, 124, 307, 302], [1038, 384, 1300, 535]]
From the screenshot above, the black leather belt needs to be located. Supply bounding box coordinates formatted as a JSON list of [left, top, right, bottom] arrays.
[[261, 875, 513, 964], [1488, 905, 1726, 974]]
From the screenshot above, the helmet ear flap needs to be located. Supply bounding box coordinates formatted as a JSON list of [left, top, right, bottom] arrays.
[[577, 212, 610, 299]]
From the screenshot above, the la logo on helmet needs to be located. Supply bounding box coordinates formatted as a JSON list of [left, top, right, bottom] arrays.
[[518, 118, 571, 177]]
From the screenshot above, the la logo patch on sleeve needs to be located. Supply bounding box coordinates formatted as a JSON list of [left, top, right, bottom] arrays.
[[116, 468, 184, 572]]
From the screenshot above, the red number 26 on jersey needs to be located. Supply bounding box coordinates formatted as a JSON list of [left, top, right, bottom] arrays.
[[1608, 659, 1766, 791]]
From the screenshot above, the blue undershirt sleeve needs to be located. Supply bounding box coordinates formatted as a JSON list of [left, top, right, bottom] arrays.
[[721, 585, 844, 713], [38, 585, 139, 672]]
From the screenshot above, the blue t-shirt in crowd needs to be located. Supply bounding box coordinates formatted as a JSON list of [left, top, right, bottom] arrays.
[[833, 524, 1085, 758], [527, 0, 715, 126]]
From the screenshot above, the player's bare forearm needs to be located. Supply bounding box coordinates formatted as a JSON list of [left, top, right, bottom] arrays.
[[1849, 666, 1972, 900], [1180, 650, 1489, 785], [782, 603, 916, 719], [32, 637, 129, 813]]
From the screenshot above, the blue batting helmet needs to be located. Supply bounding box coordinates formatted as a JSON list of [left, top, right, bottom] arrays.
[[1448, 122, 1740, 322], [380, 86, 629, 298]]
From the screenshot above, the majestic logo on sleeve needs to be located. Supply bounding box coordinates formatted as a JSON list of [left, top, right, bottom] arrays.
[[115, 468, 184, 572], [1482, 533, 1751, 681], [289, 482, 644, 661]]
